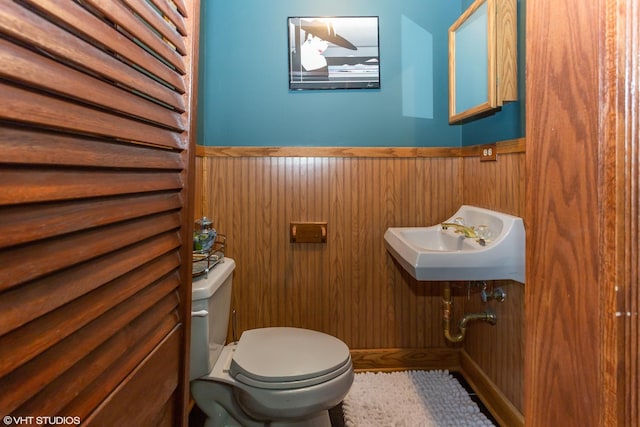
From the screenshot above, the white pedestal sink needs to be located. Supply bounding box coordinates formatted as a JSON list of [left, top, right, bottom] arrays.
[[384, 205, 525, 283]]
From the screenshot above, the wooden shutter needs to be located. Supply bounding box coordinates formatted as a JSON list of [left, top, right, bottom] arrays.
[[0, 0, 199, 425]]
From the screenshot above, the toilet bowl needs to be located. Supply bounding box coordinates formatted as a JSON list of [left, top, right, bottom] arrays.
[[190, 258, 354, 427]]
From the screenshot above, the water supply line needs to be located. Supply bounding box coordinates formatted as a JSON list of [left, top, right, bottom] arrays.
[[442, 283, 497, 343]]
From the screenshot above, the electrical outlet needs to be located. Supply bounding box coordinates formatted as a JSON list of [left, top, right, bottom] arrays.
[[480, 143, 497, 162]]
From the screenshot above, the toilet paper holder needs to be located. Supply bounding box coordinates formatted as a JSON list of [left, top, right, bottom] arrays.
[[290, 222, 327, 243]]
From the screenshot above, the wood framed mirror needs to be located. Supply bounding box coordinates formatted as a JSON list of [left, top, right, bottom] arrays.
[[448, 0, 517, 124]]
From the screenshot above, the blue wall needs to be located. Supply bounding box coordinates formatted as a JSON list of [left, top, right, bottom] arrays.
[[198, 0, 524, 147]]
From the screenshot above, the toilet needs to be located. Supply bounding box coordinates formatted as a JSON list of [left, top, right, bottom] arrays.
[[190, 258, 354, 427]]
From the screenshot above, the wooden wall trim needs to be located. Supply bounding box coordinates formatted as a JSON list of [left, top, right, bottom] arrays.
[[178, 0, 201, 424], [460, 137, 526, 156], [350, 348, 461, 373], [460, 350, 524, 427], [195, 138, 525, 158], [601, 0, 639, 425], [195, 145, 462, 158]]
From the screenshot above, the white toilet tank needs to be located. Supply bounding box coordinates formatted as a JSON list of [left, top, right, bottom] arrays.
[[190, 258, 235, 380]]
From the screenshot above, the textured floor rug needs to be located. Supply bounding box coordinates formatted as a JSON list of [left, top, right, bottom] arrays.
[[342, 370, 495, 426]]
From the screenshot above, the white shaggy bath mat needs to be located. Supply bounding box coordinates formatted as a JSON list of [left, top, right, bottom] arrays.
[[342, 370, 495, 426]]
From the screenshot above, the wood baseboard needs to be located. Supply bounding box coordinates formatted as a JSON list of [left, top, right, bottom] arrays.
[[350, 348, 461, 372], [460, 350, 524, 427]]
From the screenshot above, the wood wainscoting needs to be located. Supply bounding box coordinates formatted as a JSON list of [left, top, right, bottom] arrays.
[[461, 142, 526, 413], [195, 140, 525, 421], [196, 152, 463, 349]]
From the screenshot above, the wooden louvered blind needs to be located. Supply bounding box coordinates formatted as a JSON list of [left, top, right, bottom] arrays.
[[0, 0, 199, 425]]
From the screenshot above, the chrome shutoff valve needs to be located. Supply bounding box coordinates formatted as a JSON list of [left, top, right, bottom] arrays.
[[481, 287, 506, 303]]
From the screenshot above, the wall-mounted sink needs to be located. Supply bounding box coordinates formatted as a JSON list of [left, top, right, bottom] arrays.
[[384, 205, 525, 283]]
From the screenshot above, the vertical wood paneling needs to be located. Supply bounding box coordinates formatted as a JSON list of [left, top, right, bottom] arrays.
[[197, 148, 526, 416], [199, 155, 463, 349], [461, 280, 524, 412], [463, 152, 525, 217], [461, 151, 526, 412]]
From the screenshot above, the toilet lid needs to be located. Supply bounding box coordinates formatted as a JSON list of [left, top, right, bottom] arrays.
[[230, 327, 351, 389]]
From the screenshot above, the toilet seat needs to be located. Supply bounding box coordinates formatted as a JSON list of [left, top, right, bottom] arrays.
[[230, 327, 352, 390]]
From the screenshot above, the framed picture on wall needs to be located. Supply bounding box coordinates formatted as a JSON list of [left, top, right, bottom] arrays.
[[288, 16, 380, 90]]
